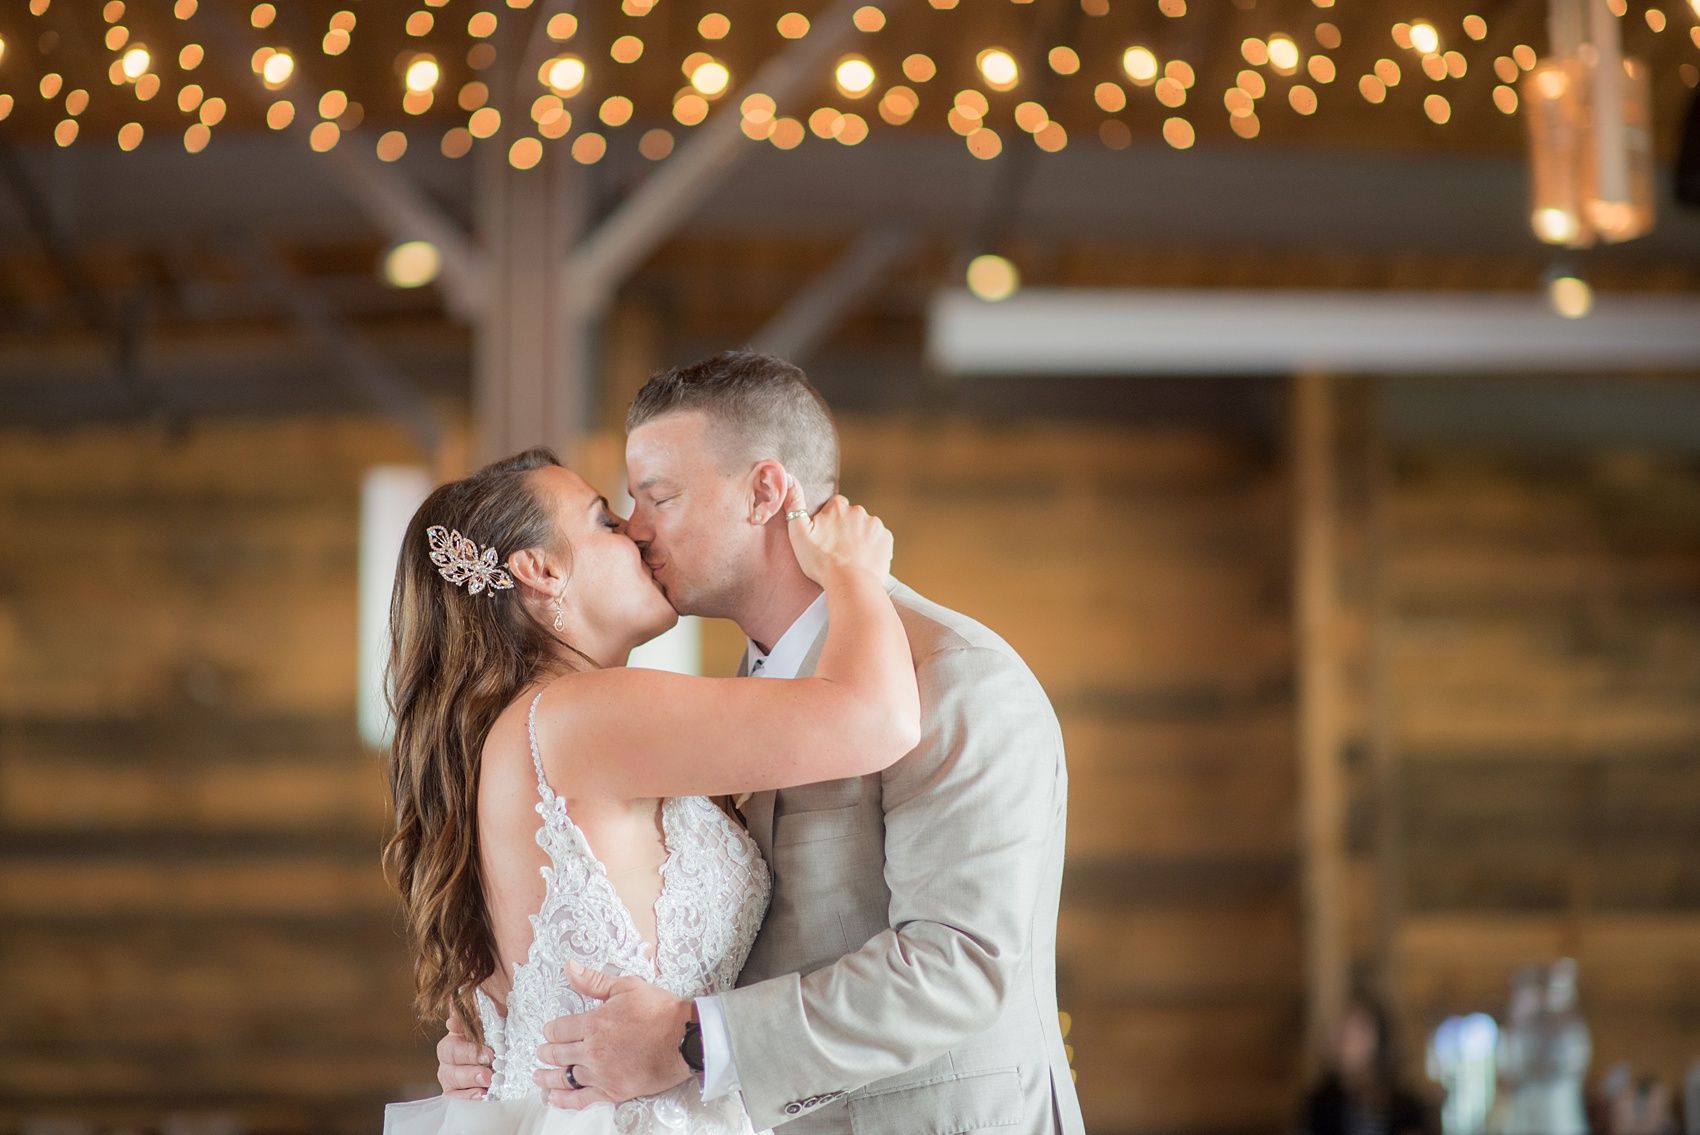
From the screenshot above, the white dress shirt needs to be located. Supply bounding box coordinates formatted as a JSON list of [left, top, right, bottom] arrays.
[[696, 591, 828, 1102]]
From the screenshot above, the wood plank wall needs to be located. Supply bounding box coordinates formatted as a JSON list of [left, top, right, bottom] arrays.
[[834, 421, 1304, 1135], [0, 420, 436, 1133], [1386, 444, 1700, 1092]]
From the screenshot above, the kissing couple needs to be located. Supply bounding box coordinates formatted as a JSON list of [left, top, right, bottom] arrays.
[[383, 351, 1084, 1135]]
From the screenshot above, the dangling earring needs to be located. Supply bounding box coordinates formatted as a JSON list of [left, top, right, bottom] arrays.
[[552, 596, 566, 633]]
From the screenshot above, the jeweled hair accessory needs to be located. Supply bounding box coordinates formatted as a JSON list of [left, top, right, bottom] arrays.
[[426, 525, 515, 595]]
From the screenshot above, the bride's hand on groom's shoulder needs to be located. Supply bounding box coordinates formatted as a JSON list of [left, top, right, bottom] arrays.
[[785, 475, 893, 586], [436, 1011, 494, 1099]]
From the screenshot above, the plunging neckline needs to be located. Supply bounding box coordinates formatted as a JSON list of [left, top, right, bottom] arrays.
[[525, 690, 676, 976]]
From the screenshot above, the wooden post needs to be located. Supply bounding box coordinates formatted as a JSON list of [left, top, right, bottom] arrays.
[[1293, 372, 1350, 1072], [1365, 379, 1404, 1016], [473, 143, 589, 463]]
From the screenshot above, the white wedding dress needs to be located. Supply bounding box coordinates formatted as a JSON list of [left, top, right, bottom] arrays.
[[385, 693, 772, 1135]]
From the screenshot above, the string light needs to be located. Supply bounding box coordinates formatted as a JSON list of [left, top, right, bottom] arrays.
[[1123, 46, 1158, 85], [978, 49, 1019, 91], [405, 55, 440, 92], [836, 55, 876, 96], [543, 56, 586, 96], [966, 254, 1018, 301], [386, 242, 442, 288], [903, 54, 936, 82]]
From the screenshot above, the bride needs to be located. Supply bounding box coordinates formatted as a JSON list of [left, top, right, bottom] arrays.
[[380, 447, 919, 1135]]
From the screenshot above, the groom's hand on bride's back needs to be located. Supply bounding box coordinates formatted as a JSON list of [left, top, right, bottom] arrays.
[[436, 1011, 494, 1099], [534, 960, 695, 1109]]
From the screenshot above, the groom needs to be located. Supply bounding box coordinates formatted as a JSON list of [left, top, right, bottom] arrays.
[[439, 351, 1083, 1134]]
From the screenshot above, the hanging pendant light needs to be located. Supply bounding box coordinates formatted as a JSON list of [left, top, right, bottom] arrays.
[[1524, 0, 1655, 246]]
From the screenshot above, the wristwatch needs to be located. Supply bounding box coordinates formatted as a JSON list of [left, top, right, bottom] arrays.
[[680, 1020, 705, 1075]]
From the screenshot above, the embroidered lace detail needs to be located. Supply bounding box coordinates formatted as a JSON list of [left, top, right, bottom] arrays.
[[476, 693, 771, 1135]]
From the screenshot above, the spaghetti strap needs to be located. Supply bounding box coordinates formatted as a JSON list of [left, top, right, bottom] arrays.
[[526, 691, 552, 804]]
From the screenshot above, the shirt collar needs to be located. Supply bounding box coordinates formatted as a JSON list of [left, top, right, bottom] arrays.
[[745, 592, 829, 680]]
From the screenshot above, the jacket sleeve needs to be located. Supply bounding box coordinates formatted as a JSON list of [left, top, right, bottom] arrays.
[[713, 644, 1067, 1129]]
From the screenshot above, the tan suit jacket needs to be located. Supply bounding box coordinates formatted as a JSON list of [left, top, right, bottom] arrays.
[[719, 582, 1084, 1135]]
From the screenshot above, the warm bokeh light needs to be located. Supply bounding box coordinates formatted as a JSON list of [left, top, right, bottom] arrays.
[[1423, 93, 1450, 123], [1422, 53, 1448, 81], [1463, 14, 1487, 39], [1123, 46, 1158, 85], [1159, 0, 1186, 14], [320, 90, 349, 119], [1533, 207, 1580, 244], [103, 0, 125, 18], [1155, 78, 1185, 107], [1375, 58, 1402, 86], [385, 241, 441, 288], [1162, 117, 1195, 148], [116, 121, 143, 151], [1232, 112, 1260, 138], [1549, 275, 1592, 318], [853, 6, 885, 31], [1034, 121, 1066, 151], [1392, 22, 1414, 49], [966, 254, 1019, 301], [674, 92, 709, 124], [1308, 55, 1336, 83], [178, 85, 203, 113], [174, 0, 197, 17], [508, 137, 542, 169], [699, 13, 730, 38], [266, 99, 294, 129], [106, 25, 129, 51], [406, 11, 433, 36], [1316, 22, 1342, 48], [64, 89, 88, 116], [1492, 84, 1518, 113], [263, 50, 295, 88], [55, 119, 78, 147], [469, 107, 501, 137], [611, 35, 643, 63], [1049, 47, 1080, 75], [184, 122, 210, 152], [1512, 44, 1537, 69], [600, 95, 633, 126], [199, 96, 226, 125], [978, 49, 1019, 91], [1094, 81, 1127, 112], [1410, 22, 1440, 54], [965, 126, 1001, 159], [691, 60, 730, 96], [309, 121, 340, 152], [41, 73, 64, 99], [1645, 8, 1666, 30], [468, 11, 497, 37], [180, 44, 203, 70], [251, 2, 275, 28], [1100, 120, 1132, 148], [405, 56, 439, 92], [1165, 60, 1196, 88], [459, 82, 488, 111], [1444, 51, 1466, 78], [121, 46, 149, 80], [544, 56, 586, 95], [640, 128, 674, 159], [1014, 101, 1049, 132], [903, 54, 936, 82], [836, 56, 876, 96], [1237, 69, 1267, 98], [1242, 38, 1269, 65], [547, 13, 577, 40], [1267, 35, 1300, 74], [1359, 75, 1387, 102], [777, 12, 810, 38], [441, 127, 473, 158], [572, 133, 607, 163], [741, 93, 777, 121], [376, 130, 407, 161]]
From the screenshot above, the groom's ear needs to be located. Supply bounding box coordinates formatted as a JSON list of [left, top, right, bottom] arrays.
[[746, 459, 790, 526]]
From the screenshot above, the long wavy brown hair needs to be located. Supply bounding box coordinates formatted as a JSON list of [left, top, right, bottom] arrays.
[[382, 447, 586, 1044]]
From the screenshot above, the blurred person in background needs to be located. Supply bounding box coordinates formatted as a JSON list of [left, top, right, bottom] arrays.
[[1299, 995, 1434, 1135]]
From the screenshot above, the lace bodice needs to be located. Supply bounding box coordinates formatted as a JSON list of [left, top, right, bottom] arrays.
[[476, 693, 771, 1134]]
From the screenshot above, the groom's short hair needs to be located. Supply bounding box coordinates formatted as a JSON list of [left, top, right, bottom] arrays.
[[627, 350, 840, 507]]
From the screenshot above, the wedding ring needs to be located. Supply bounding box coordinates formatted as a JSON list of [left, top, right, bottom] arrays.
[[565, 1065, 583, 1091], [785, 510, 809, 522]]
